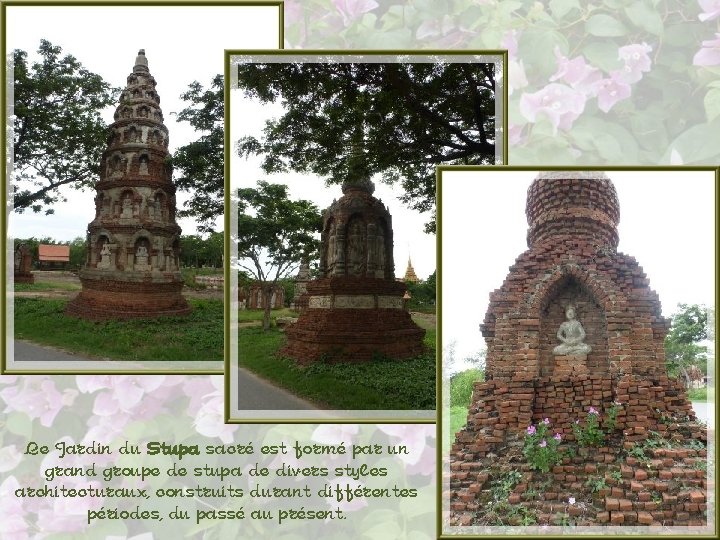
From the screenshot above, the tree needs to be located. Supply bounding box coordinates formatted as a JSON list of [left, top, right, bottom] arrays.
[[236, 181, 320, 331], [180, 232, 224, 268], [235, 61, 496, 232], [406, 270, 436, 311], [12, 40, 118, 214], [665, 304, 709, 388], [172, 75, 224, 232], [68, 237, 86, 269]]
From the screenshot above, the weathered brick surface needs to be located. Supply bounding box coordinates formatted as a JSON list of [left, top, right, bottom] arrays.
[[448, 173, 706, 527], [66, 50, 189, 321]]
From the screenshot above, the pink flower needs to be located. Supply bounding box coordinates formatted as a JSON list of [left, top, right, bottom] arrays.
[[699, 0, 720, 21], [527, 424, 536, 435], [596, 77, 632, 112], [0, 476, 28, 539], [539, 439, 547, 448], [611, 43, 652, 84], [501, 30, 520, 57], [550, 49, 603, 97], [377, 424, 434, 467], [543, 418, 550, 425], [194, 395, 238, 444], [569, 496, 576, 505], [588, 407, 599, 415], [508, 123, 525, 145], [519, 83, 586, 133], [508, 59, 528, 95], [553, 433, 562, 441], [312, 424, 359, 444], [332, 0, 379, 26], [694, 34, 720, 66], [0, 377, 68, 427]]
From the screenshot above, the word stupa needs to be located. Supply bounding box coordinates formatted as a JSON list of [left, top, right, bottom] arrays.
[[66, 50, 190, 320], [282, 145, 425, 363], [450, 171, 706, 527]]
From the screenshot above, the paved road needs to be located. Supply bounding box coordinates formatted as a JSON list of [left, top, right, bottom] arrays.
[[13, 340, 94, 362], [237, 367, 316, 410]]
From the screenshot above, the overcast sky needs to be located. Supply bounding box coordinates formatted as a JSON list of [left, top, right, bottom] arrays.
[[441, 169, 717, 370], [6, 4, 280, 241]]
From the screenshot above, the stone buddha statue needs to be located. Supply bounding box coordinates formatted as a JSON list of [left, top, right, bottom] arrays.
[[553, 305, 592, 355]]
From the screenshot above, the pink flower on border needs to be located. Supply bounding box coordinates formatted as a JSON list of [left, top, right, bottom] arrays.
[[699, 0, 720, 21], [0, 377, 67, 427], [312, 424, 359, 444], [611, 43, 652, 84], [0, 476, 28, 539], [332, 0, 379, 27], [588, 406, 599, 415], [519, 83, 586, 133], [501, 30, 520, 57], [377, 424, 434, 467], [527, 424, 536, 435], [550, 48, 603, 97], [553, 433, 562, 441], [694, 34, 720, 66], [539, 439, 547, 448], [596, 77, 632, 112], [542, 417, 551, 425]]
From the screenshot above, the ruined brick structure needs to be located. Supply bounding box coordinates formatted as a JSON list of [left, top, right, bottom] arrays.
[[241, 282, 285, 309], [13, 243, 34, 284], [282, 173, 425, 364], [66, 50, 190, 320], [291, 262, 311, 311], [449, 172, 707, 527]]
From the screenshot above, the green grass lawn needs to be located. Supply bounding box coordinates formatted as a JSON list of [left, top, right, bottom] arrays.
[[14, 297, 222, 361], [238, 313, 436, 410], [15, 281, 81, 292]]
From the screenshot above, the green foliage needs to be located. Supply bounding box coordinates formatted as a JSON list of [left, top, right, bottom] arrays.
[[490, 470, 522, 502], [688, 387, 708, 402], [665, 304, 709, 387], [236, 181, 321, 331], [180, 232, 224, 268], [585, 476, 608, 494], [13, 298, 222, 361], [238, 326, 435, 410], [449, 367, 483, 408], [235, 63, 496, 232], [523, 419, 564, 473], [406, 271, 436, 311], [172, 74, 224, 232], [12, 40, 118, 213], [68, 237, 86, 269], [572, 407, 606, 447]]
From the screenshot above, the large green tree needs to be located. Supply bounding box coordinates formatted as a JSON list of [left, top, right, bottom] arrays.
[[236, 181, 320, 330], [12, 40, 117, 214], [172, 74, 224, 232], [235, 61, 496, 232], [665, 303, 709, 388]]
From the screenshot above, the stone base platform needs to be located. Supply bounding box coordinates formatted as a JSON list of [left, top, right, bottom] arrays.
[[281, 277, 425, 364], [65, 269, 190, 320], [14, 273, 35, 284]]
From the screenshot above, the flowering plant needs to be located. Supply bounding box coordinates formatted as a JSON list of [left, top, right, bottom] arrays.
[[523, 419, 564, 473], [572, 403, 622, 447]]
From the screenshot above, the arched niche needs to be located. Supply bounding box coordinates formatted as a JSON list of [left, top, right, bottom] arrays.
[[537, 275, 609, 377], [345, 214, 367, 277]]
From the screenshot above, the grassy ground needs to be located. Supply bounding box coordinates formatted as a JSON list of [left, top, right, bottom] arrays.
[[238, 313, 436, 410], [449, 367, 484, 441], [14, 297, 222, 361], [15, 280, 81, 292]]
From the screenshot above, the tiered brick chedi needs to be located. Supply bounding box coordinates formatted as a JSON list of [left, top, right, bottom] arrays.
[[66, 50, 190, 320], [282, 175, 425, 363], [450, 172, 706, 526]]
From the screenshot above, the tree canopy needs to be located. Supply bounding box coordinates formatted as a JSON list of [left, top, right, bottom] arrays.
[[236, 181, 320, 330], [180, 232, 224, 268], [172, 74, 224, 232], [665, 303, 709, 387], [234, 60, 496, 232], [12, 40, 118, 214]]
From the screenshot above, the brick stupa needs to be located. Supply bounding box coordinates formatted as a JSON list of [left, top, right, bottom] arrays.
[[282, 160, 425, 363], [449, 172, 707, 527], [66, 50, 190, 320]]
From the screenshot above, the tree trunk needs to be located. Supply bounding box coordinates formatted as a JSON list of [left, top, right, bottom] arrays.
[[262, 287, 272, 332]]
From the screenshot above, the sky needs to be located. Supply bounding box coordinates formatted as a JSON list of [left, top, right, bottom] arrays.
[[441, 169, 717, 371], [6, 4, 280, 241]]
